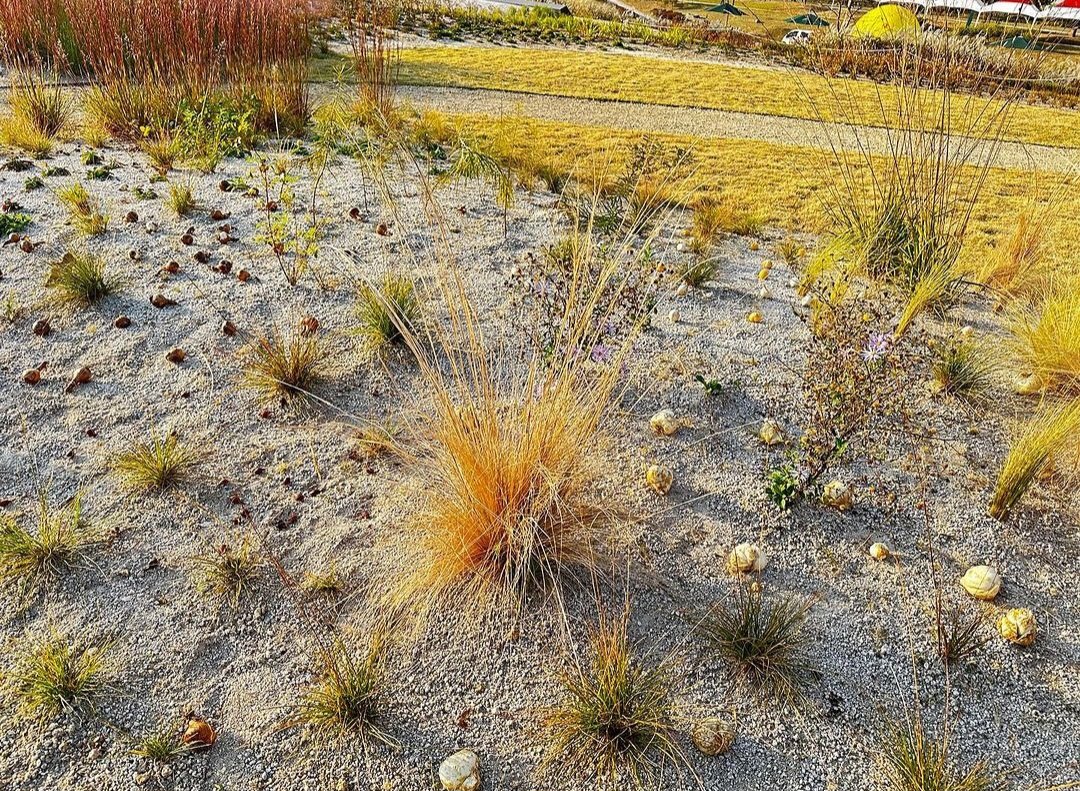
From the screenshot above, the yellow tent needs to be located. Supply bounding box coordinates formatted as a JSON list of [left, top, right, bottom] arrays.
[[852, 4, 921, 38]]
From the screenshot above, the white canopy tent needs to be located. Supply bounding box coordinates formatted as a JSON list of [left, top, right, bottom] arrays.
[[928, 0, 987, 11], [1038, 0, 1080, 19], [978, 0, 1042, 15]]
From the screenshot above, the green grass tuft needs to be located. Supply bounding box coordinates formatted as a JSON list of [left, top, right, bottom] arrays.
[[355, 273, 420, 353], [4, 631, 115, 721], [0, 492, 97, 595], [45, 251, 117, 306], [694, 586, 814, 704], [542, 610, 683, 788], [114, 432, 201, 493]]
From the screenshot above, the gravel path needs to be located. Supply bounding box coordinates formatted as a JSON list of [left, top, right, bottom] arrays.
[[398, 84, 1080, 174]]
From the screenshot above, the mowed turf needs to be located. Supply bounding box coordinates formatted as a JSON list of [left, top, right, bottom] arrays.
[[435, 111, 1080, 274], [397, 46, 1080, 150]]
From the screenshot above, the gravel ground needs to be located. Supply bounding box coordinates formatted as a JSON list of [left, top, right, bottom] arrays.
[[0, 139, 1077, 791], [396, 84, 1080, 175]]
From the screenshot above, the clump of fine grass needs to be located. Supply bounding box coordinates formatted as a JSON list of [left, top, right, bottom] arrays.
[[300, 565, 346, 595], [139, 134, 178, 174], [241, 327, 328, 404], [930, 336, 995, 400], [56, 182, 109, 235], [132, 725, 191, 763], [688, 194, 761, 253], [45, 251, 117, 306], [4, 631, 115, 721], [936, 604, 990, 668], [775, 236, 805, 268], [694, 586, 814, 703], [542, 610, 683, 788], [113, 432, 201, 492], [283, 635, 393, 746], [1007, 281, 1080, 393], [355, 273, 420, 353], [881, 715, 1008, 791], [166, 182, 197, 216], [0, 114, 53, 157], [674, 257, 718, 289], [988, 399, 1080, 521], [979, 209, 1049, 299], [190, 536, 262, 608], [0, 492, 97, 594]]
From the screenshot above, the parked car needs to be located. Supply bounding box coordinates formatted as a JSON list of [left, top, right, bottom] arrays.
[[781, 28, 813, 45]]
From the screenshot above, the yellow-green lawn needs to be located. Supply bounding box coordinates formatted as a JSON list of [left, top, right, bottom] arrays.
[[434, 111, 1080, 273], [398, 46, 1080, 150]]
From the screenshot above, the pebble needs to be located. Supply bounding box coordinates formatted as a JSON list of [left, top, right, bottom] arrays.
[[439, 749, 480, 791]]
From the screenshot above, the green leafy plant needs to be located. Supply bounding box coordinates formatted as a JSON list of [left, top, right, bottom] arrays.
[[0, 211, 32, 236], [694, 374, 725, 397], [766, 465, 799, 512]]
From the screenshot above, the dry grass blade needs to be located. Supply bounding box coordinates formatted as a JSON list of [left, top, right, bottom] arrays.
[[988, 398, 1080, 521], [56, 182, 109, 235], [694, 586, 814, 704], [541, 609, 684, 788], [936, 604, 990, 668]]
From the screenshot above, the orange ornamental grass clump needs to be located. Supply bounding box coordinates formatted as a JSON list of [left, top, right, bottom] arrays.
[[384, 237, 641, 625]]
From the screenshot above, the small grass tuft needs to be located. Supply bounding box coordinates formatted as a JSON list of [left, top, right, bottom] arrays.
[[1008, 281, 1080, 393], [542, 609, 683, 788], [56, 183, 109, 235], [674, 257, 718, 289], [688, 194, 762, 253], [881, 715, 1008, 791], [694, 586, 814, 703], [936, 604, 990, 668], [114, 431, 201, 493], [45, 251, 117, 306], [4, 631, 115, 721], [132, 725, 191, 763], [241, 327, 328, 404], [166, 182, 197, 217], [284, 635, 393, 746], [355, 273, 420, 353], [0, 492, 97, 594], [191, 537, 262, 608], [988, 398, 1080, 520], [930, 336, 995, 400]]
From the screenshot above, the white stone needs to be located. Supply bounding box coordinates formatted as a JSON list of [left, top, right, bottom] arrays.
[[439, 749, 480, 791]]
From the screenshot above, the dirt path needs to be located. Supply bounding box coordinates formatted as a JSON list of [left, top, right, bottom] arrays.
[[398, 84, 1080, 175]]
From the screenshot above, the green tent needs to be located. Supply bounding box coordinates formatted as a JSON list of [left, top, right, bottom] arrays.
[[1001, 34, 1038, 49], [785, 12, 830, 25], [706, 2, 744, 13]]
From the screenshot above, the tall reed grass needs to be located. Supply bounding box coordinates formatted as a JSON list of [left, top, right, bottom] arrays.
[[1, 0, 311, 138]]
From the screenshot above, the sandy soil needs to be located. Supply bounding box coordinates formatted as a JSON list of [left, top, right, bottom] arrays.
[[0, 138, 1077, 791]]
